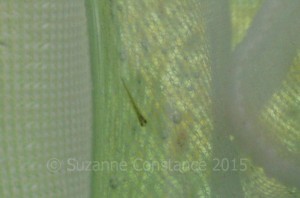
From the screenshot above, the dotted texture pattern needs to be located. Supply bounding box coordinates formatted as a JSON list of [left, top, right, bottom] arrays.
[[92, 0, 300, 197], [0, 1, 92, 198]]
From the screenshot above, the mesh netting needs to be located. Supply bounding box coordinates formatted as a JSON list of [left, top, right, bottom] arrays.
[[91, 0, 300, 197], [1, 0, 299, 198], [0, 1, 92, 197]]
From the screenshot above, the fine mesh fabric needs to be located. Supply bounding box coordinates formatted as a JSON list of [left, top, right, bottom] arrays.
[[0, 1, 92, 198], [0, 0, 300, 198], [91, 0, 300, 197]]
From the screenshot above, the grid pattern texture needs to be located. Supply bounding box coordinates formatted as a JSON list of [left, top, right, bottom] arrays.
[[0, 0, 299, 197], [90, 0, 300, 197], [0, 1, 92, 198]]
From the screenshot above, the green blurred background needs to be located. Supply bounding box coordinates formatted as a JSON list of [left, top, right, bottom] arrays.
[[0, 0, 299, 197]]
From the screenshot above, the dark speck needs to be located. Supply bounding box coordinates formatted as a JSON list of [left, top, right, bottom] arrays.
[[171, 111, 182, 124], [109, 176, 119, 189]]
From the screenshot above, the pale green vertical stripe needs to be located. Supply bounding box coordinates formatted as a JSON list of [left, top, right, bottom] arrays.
[[0, 1, 92, 197]]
